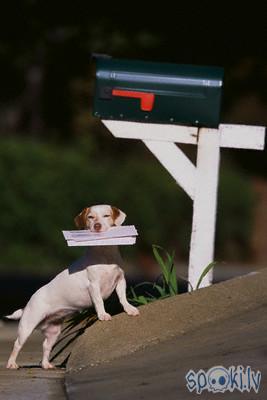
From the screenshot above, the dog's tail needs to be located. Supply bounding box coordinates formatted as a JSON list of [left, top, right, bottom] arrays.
[[5, 309, 24, 320]]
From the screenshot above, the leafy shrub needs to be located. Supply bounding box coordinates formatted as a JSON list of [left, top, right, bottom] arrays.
[[0, 137, 255, 275]]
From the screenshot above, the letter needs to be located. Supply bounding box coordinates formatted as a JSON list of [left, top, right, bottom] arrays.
[[246, 366, 251, 392], [229, 366, 239, 390], [251, 370, 261, 393], [239, 365, 244, 391], [197, 371, 207, 394], [185, 370, 197, 392]]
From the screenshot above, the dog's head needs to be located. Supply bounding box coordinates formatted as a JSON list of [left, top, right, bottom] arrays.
[[74, 205, 126, 232]]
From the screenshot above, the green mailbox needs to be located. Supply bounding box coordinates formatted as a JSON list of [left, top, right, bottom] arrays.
[[93, 55, 224, 128]]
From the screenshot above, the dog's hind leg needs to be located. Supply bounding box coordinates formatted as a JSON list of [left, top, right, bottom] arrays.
[[41, 323, 62, 369], [6, 305, 46, 369]]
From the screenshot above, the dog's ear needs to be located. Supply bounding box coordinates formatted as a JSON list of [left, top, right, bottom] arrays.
[[112, 207, 126, 226], [74, 208, 90, 229]]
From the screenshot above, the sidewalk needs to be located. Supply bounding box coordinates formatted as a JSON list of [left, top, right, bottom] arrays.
[[0, 323, 66, 400]]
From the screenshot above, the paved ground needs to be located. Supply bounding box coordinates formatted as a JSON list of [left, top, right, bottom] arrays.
[[1, 269, 267, 399], [66, 269, 267, 399], [0, 323, 66, 400], [66, 304, 267, 399]]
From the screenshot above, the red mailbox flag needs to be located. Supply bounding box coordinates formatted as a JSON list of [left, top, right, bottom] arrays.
[[112, 89, 155, 112]]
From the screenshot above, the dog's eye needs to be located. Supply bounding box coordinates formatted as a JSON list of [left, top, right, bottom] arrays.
[[88, 216, 94, 219], [104, 215, 111, 218]]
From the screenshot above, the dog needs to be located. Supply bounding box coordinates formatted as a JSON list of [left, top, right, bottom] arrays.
[[6, 204, 139, 369]]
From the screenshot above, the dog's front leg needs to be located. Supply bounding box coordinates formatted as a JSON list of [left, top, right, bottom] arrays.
[[88, 282, 112, 321], [116, 276, 140, 316]]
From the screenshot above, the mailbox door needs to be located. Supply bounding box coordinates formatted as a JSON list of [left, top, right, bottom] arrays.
[[93, 58, 223, 128]]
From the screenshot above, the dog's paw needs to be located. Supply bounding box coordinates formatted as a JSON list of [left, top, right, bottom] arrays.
[[98, 312, 112, 321], [6, 361, 19, 369], [42, 361, 56, 370], [125, 305, 140, 316]]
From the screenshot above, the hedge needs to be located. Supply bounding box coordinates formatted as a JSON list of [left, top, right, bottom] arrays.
[[0, 137, 254, 275]]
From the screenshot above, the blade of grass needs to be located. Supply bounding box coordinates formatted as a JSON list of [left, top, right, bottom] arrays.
[[177, 274, 194, 293], [133, 295, 149, 305], [162, 249, 178, 295], [195, 262, 217, 290], [168, 253, 178, 295], [130, 286, 140, 302], [152, 245, 170, 285], [152, 283, 167, 297]]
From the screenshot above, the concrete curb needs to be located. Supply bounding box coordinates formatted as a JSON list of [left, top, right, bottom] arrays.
[[67, 268, 267, 373]]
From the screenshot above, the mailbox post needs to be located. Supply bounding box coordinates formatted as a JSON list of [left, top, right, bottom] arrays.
[[92, 55, 266, 289]]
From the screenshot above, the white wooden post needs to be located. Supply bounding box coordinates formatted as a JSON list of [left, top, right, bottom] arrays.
[[188, 129, 220, 288], [102, 120, 266, 290]]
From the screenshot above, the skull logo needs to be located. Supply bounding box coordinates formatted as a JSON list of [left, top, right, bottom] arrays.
[[207, 367, 230, 393]]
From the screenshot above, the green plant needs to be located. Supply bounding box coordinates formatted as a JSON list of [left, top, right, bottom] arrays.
[[129, 246, 217, 305], [195, 261, 217, 290], [129, 245, 179, 306]]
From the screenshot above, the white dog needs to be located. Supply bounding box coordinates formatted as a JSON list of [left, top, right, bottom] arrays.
[[6, 205, 139, 370]]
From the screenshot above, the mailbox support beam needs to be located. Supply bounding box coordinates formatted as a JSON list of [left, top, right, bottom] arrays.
[[188, 129, 220, 288], [102, 120, 266, 290], [143, 140, 196, 200]]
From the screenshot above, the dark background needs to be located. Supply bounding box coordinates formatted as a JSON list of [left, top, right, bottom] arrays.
[[0, 2, 267, 279]]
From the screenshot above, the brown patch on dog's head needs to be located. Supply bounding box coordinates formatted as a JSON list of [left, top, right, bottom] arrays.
[[74, 207, 91, 229], [111, 206, 126, 226]]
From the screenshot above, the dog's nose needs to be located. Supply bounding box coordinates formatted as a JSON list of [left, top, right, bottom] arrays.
[[94, 223, 102, 231]]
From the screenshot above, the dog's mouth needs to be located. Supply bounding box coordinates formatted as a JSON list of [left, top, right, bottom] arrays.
[[90, 223, 109, 233]]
